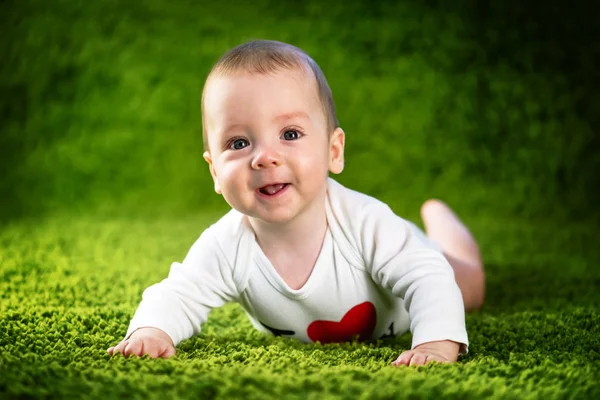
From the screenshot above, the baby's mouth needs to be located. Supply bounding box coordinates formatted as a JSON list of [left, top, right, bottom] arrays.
[[258, 183, 289, 195]]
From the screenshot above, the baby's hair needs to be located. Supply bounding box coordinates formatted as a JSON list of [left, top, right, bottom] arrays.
[[201, 39, 339, 150]]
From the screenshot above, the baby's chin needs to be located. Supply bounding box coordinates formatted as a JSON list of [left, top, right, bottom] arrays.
[[246, 212, 299, 226]]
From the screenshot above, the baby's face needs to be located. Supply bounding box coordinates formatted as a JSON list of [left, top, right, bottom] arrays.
[[203, 68, 344, 224]]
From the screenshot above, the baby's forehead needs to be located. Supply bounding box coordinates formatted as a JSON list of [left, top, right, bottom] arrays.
[[211, 66, 315, 87], [202, 66, 327, 143], [204, 68, 320, 110]]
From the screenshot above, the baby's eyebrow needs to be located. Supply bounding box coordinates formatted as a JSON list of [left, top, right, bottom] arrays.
[[219, 123, 245, 135], [273, 111, 309, 122]]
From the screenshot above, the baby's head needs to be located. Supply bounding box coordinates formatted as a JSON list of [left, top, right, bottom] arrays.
[[201, 39, 339, 151], [201, 40, 345, 224]]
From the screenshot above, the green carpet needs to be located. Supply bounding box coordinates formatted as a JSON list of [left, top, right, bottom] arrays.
[[1, 214, 599, 398], [1, 0, 599, 398]]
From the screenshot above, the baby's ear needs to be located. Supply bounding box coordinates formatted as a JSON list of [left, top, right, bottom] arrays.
[[328, 128, 345, 174], [203, 151, 222, 194]]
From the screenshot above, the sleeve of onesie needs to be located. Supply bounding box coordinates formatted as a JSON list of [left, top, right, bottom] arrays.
[[360, 203, 469, 353], [124, 227, 239, 346]]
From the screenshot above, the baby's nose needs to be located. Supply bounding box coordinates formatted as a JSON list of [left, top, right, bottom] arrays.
[[251, 148, 282, 169]]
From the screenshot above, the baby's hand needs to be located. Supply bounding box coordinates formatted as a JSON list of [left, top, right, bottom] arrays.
[[392, 340, 459, 366], [107, 327, 176, 359]]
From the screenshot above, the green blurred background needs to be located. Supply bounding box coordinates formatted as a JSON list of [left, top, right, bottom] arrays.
[[2, 0, 599, 224]]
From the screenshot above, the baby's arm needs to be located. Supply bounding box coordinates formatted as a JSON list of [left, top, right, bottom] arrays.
[[107, 227, 239, 358], [359, 204, 468, 366]]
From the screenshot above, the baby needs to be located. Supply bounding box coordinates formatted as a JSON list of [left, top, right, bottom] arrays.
[[108, 40, 485, 366]]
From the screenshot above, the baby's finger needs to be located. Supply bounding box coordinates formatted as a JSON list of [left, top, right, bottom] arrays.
[[159, 345, 176, 359], [107, 346, 115, 355], [111, 340, 129, 356], [425, 355, 448, 365], [409, 352, 427, 366], [145, 343, 163, 358], [124, 339, 143, 357], [392, 350, 414, 366]]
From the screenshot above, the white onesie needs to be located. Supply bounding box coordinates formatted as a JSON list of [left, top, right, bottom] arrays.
[[126, 178, 468, 352]]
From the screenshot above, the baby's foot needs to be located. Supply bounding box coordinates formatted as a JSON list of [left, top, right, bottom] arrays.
[[420, 199, 482, 271], [421, 199, 485, 310]]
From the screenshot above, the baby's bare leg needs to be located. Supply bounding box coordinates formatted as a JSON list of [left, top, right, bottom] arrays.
[[420, 199, 485, 311]]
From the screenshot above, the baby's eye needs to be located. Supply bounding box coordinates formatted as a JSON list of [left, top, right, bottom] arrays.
[[282, 129, 301, 141], [229, 138, 249, 150]]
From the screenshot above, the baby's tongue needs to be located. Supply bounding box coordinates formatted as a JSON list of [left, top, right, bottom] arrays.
[[262, 183, 285, 195]]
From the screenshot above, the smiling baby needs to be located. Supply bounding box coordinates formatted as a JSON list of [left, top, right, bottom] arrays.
[[108, 40, 485, 366]]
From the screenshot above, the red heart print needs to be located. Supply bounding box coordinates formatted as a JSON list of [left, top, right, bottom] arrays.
[[307, 301, 377, 343]]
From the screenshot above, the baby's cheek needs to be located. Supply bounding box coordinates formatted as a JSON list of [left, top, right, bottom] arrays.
[[218, 165, 243, 188], [300, 159, 330, 185], [221, 172, 254, 209]]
